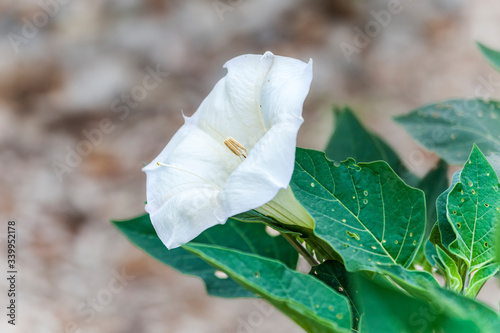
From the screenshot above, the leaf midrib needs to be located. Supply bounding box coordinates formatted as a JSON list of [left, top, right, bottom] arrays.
[[296, 154, 399, 266]]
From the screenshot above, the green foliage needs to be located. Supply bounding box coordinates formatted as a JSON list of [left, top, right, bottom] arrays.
[[112, 214, 298, 298], [326, 106, 418, 185], [477, 41, 500, 72], [184, 244, 352, 333], [395, 99, 500, 165], [356, 272, 500, 333], [417, 160, 449, 237], [115, 100, 500, 332], [426, 146, 500, 297], [310, 261, 361, 330], [291, 148, 425, 272], [466, 264, 498, 298], [426, 171, 467, 291], [446, 146, 500, 272]]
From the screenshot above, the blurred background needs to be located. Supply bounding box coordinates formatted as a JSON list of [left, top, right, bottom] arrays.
[[1, 0, 500, 332]]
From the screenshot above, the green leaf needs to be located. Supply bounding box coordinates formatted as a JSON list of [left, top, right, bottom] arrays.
[[310, 261, 361, 330], [326, 106, 418, 185], [436, 171, 461, 249], [375, 264, 439, 294], [395, 99, 500, 165], [426, 171, 468, 289], [112, 214, 298, 298], [233, 210, 304, 237], [291, 148, 425, 272], [184, 243, 352, 333], [466, 263, 499, 297], [426, 224, 463, 292], [446, 145, 500, 272], [356, 272, 500, 333], [435, 246, 463, 292], [417, 160, 449, 237], [477, 41, 500, 72], [436, 287, 500, 332], [498, 222, 500, 262]]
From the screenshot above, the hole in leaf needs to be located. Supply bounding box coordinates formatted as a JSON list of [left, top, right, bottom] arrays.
[[214, 271, 228, 279]]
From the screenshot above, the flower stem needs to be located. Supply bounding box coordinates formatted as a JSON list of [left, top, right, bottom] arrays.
[[282, 233, 320, 266]]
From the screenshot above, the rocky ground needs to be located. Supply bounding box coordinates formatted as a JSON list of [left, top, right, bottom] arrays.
[[1, 0, 500, 332]]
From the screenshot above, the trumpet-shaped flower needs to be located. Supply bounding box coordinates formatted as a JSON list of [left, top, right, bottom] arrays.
[[143, 52, 314, 249]]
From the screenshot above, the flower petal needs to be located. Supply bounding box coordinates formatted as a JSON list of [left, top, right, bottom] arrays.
[[142, 121, 239, 248], [217, 120, 303, 219], [216, 55, 313, 218], [191, 52, 274, 149], [260, 55, 313, 127], [149, 189, 221, 249], [143, 52, 313, 249]]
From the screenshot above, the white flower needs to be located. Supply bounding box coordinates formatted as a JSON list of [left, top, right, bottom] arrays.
[[143, 52, 314, 249]]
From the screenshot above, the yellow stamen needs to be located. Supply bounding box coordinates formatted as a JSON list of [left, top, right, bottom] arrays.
[[224, 137, 247, 159]]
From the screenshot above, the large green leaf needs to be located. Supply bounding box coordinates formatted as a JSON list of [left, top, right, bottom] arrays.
[[446, 145, 500, 273], [477, 41, 500, 72], [291, 148, 425, 272], [326, 106, 418, 185], [395, 99, 500, 165], [356, 272, 500, 333], [112, 214, 298, 298], [184, 243, 352, 333]]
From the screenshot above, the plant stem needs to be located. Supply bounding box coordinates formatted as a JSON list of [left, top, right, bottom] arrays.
[[463, 268, 471, 293], [282, 233, 320, 266]]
